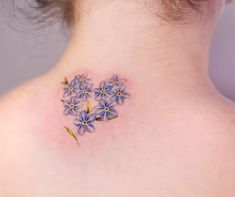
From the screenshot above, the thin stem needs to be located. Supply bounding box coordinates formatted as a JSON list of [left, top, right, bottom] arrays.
[[90, 105, 98, 113]]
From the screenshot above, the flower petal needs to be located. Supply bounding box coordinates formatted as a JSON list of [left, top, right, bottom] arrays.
[[77, 126, 86, 136], [80, 111, 87, 120], [88, 113, 97, 122], [63, 108, 70, 116], [123, 92, 131, 98], [86, 124, 95, 133], [108, 108, 118, 117]]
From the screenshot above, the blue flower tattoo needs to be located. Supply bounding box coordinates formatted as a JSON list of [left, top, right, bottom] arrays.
[[96, 100, 118, 121], [94, 81, 112, 100], [61, 74, 130, 140], [63, 81, 79, 98], [108, 74, 126, 87], [76, 84, 93, 101], [111, 86, 130, 105], [75, 74, 91, 86], [63, 96, 80, 116], [74, 111, 96, 136]]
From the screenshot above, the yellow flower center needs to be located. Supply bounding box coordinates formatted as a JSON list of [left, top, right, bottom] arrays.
[[80, 77, 85, 81], [113, 80, 118, 85], [117, 92, 123, 96], [100, 89, 106, 94], [104, 107, 109, 112], [69, 103, 75, 109], [82, 121, 88, 126], [83, 89, 88, 94]]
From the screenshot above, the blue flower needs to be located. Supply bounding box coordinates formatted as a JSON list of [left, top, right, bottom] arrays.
[[74, 111, 96, 135], [76, 84, 93, 101], [108, 74, 126, 88], [63, 96, 80, 116], [94, 81, 112, 100], [96, 100, 118, 121], [63, 81, 79, 98], [111, 86, 130, 105], [74, 74, 91, 86]]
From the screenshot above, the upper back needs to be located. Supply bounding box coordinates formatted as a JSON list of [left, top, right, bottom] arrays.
[[1, 76, 235, 197]]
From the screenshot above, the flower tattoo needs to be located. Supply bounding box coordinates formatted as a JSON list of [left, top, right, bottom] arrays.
[[94, 81, 112, 100], [61, 74, 130, 141], [111, 86, 131, 105], [74, 111, 96, 135], [63, 81, 79, 98], [74, 74, 91, 86], [96, 100, 118, 121], [63, 96, 80, 116], [108, 74, 126, 87], [76, 83, 93, 101]]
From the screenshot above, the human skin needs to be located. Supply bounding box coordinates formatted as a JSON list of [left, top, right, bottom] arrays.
[[0, 0, 235, 196]]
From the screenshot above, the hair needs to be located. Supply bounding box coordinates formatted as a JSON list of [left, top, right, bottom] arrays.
[[35, 0, 210, 24], [34, 0, 74, 24], [159, 0, 210, 22]]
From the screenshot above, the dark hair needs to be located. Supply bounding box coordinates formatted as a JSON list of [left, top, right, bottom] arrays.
[[35, 0, 209, 24], [159, 0, 209, 22], [35, 0, 74, 24]]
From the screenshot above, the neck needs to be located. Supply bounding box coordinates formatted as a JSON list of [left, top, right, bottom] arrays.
[[53, 1, 221, 100]]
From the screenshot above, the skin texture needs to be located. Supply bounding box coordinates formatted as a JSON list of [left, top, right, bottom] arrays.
[[1, 0, 235, 196]]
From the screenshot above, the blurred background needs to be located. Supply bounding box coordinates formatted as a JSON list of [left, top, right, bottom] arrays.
[[0, 3, 235, 101]]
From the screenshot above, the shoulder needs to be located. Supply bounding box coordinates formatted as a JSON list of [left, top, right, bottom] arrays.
[[0, 85, 35, 196], [0, 81, 40, 151], [0, 76, 59, 196], [0, 74, 59, 143]]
